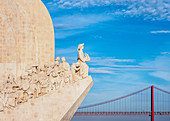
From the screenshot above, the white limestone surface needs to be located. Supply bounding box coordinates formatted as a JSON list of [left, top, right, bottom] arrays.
[[0, 76, 93, 121]]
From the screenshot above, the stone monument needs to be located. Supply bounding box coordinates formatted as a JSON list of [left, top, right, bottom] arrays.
[[0, 0, 54, 81], [0, 0, 93, 121]]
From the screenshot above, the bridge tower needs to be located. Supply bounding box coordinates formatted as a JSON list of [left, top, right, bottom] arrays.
[[151, 85, 154, 121]]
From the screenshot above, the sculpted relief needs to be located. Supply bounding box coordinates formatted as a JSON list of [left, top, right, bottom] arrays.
[[0, 44, 90, 111]]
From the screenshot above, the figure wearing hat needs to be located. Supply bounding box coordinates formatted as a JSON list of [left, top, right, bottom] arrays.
[[77, 43, 90, 63], [77, 44, 90, 79]]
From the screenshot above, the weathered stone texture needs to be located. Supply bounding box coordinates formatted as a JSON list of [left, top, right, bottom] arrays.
[[0, 0, 55, 80], [0, 76, 93, 121]]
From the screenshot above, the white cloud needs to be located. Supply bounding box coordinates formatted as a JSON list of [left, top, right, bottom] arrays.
[[93, 35, 103, 39], [161, 52, 170, 55], [54, 24, 74, 30], [88, 55, 170, 80], [48, 0, 170, 21], [87, 56, 170, 79], [47, 2, 53, 5], [141, 55, 170, 81], [89, 68, 116, 74], [93, 66, 160, 71], [55, 46, 77, 60], [150, 71, 170, 81], [140, 55, 170, 70], [54, 14, 113, 38], [80, 74, 151, 105], [55, 30, 84, 39], [90, 57, 135, 65], [54, 14, 113, 30], [151, 30, 170, 34], [88, 56, 170, 74]]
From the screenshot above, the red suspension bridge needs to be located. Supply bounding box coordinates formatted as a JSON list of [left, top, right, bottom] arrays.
[[74, 86, 170, 121]]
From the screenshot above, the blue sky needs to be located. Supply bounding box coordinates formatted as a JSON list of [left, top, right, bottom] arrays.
[[41, 0, 170, 105]]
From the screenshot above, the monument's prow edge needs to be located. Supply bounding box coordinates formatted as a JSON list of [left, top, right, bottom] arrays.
[[0, 76, 93, 121], [61, 76, 93, 121], [0, 43, 93, 121]]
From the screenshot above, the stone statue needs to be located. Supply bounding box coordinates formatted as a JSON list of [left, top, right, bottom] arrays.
[[0, 44, 91, 111], [54, 57, 60, 71], [77, 43, 90, 79], [0, 92, 4, 111], [27, 64, 40, 99], [71, 62, 81, 82], [3, 75, 18, 108], [38, 68, 50, 95], [59, 57, 73, 87], [50, 57, 60, 89], [17, 74, 29, 103]]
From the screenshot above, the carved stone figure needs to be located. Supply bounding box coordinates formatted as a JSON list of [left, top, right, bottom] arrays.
[[71, 62, 81, 82], [77, 44, 90, 79], [54, 57, 60, 71], [43, 63, 50, 73], [0, 92, 4, 111], [77, 44, 90, 63], [20, 74, 30, 92], [18, 74, 30, 103], [3, 75, 17, 108], [59, 57, 73, 87], [38, 68, 50, 95], [4, 75, 15, 92], [16, 75, 28, 103], [47, 63, 55, 76], [0, 44, 91, 111], [50, 57, 61, 90], [28, 64, 40, 99], [52, 57, 60, 77]]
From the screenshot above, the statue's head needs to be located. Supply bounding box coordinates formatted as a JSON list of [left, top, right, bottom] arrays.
[[40, 67, 45, 72], [44, 63, 49, 68], [77, 43, 84, 50], [75, 62, 81, 71], [31, 65, 38, 73], [27, 70, 32, 76], [6, 74, 11, 83], [20, 74, 26, 80], [61, 57, 66, 62], [55, 57, 60, 62], [7, 74, 11, 79]]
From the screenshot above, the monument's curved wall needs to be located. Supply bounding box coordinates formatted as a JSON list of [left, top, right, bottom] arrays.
[[0, 0, 54, 80]]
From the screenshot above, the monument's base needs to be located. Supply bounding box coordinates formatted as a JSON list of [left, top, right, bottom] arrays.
[[0, 76, 93, 121]]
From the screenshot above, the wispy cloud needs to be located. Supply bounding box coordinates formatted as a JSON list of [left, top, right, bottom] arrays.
[[90, 57, 135, 65], [140, 55, 170, 69], [89, 68, 116, 74], [150, 71, 170, 82], [55, 30, 84, 39], [91, 67, 162, 71], [47, 2, 53, 5], [55, 0, 112, 8], [161, 52, 170, 55], [81, 72, 151, 105], [151, 30, 170, 34], [141, 54, 170, 81], [54, 14, 113, 30], [88, 56, 170, 77], [55, 47, 78, 62], [47, 0, 170, 21], [92, 35, 103, 39], [54, 24, 74, 30], [54, 14, 113, 38]]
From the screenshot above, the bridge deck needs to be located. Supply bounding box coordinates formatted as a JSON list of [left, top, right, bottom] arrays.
[[75, 111, 170, 116]]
